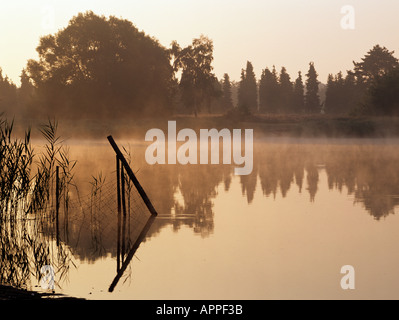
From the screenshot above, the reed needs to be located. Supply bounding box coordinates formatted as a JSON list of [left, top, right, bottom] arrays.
[[0, 116, 75, 290]]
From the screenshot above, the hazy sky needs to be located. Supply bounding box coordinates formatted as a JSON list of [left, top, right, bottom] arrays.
[[1, 0, 398, 86]]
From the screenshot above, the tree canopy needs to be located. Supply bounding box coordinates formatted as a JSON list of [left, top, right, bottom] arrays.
[[353, 45, 399, 86], [171, 35, 218, 116], [368, 69, 399, 116], [0, 69, 18, 116], [26, 11, 174, 118], [1, 17, 399, 121]]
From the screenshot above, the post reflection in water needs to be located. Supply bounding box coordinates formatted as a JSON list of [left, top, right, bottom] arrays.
[[109, 215, 155, 293]]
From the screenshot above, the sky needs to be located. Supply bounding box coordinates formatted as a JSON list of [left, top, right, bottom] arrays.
[[0, 0, 399, 86]]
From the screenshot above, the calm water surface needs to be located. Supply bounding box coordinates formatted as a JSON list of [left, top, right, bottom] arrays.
[[4, 137, 399, 299]]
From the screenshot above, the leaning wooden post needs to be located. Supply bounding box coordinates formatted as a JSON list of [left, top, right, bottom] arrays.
[[107, 136, 158, 216], [121, 165, 127, 259], [55, 166, 60, 246], [116, 156, 122, 272]]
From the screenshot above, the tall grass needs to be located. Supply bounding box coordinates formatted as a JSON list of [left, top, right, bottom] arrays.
[[89, 172, 106, 256], [0, 117, 33, 221], [29, 119, 76, 215], [0, 116, 76, 290]]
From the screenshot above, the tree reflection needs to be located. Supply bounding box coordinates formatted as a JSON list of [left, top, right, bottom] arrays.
[[138, 142, 399, 228], [30, 141, 399, 264]]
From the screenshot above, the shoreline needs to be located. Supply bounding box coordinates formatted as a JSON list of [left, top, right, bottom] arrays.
[[0, 285, 83, 300], [6, 114, 399, 140]]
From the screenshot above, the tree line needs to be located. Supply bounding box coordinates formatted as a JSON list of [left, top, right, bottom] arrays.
[[237, 61, 320, 114], [236, 45, 399, 116], [1, 11, 399, 120]]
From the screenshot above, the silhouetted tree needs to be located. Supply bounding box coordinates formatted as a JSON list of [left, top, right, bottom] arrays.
[[221, 73, 234, 111], [347, 45, 399, 115], [325, 72, 345, 114], [238, 61, 257, 113], [26, 11, 174, 119], [293, 71, 305, 113], [305, 62, 320, 113], [325, 74, 335, 114], [18, 69, 36, 119], [259, 68, 269, 113], [368, 69, 399, 116], [278, 66, 293, 113], [259, 66, 279, 113], [353, 45, 399, 86], [230, 80, 239, 108], [325, 70, 365, 115], [343, 71, 360, 111], [171, 35, 217, 116], [0, 68, 18, 115]]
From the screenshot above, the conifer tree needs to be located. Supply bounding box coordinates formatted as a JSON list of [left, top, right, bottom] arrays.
[[259, 66, 279, 113], [278, 67, 293, 113], [293, 71, 305, 113], [238, 61, 258, 113], [221, 73, 234, 110], [305, 62, 321, 113]]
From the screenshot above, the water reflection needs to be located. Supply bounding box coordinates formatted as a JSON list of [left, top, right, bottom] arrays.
[[136, 142, 399, 224], [2, 139, 399, 292], [109, 215, 155, 292], [67, 141, 399, 256], [0, 211, 73, 290]]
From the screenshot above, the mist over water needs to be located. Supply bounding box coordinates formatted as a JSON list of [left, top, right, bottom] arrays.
[[2, 119, 399, 299], [4, 136, 395, 299]]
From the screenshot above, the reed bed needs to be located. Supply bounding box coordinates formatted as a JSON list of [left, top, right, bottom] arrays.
[[0, 116, 75, 290]]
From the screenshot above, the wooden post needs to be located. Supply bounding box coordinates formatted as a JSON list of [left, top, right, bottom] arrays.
[[107, 136, 158, 216], [116, 156, 121, 272], [55, 166, 60, 246], [121, 165, 127, 259]]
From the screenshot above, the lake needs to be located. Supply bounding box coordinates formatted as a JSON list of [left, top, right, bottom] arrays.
[[2, 137, 399, 300]]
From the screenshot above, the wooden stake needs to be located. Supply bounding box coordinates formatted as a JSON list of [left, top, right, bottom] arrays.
[[116, 156, 121, 272], [121, 165, 127, 259], [107, 136, 158, 216], [55, 166, 60, 246]]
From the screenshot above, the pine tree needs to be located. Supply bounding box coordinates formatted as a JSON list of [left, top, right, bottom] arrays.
[[343, 71, 359, 113], [271, 66, 279, 113], [325, 74, 335, 114], [259, 69, 268, 113], [353, 44, 399, 85], [221, 73, 234, 111], [278, 67, 293, 113], [293, 71, 304, 113], [259, 66, 279, 113], [238, 68, 247, 113], [238, 61, 258, 113], [325, 71, 357, 115], [305, 62, 321, 113]]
